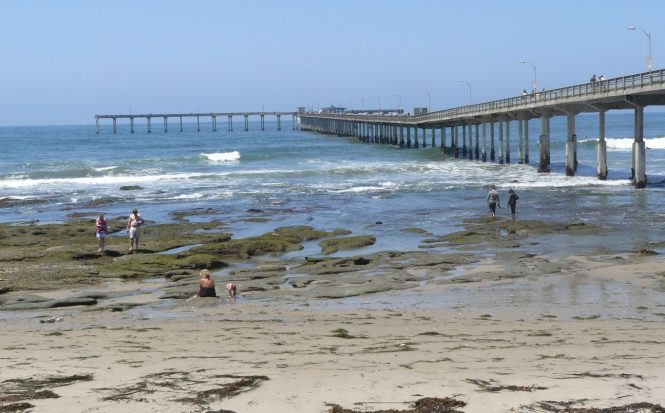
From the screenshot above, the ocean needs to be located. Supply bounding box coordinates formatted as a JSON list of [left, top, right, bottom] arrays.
[[2, 111, 665, 257]]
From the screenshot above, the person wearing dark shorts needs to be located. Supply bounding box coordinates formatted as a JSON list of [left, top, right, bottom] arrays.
[[508, 188, 519, 220]]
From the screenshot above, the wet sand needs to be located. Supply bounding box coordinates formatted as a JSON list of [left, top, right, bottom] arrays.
[[3, 248, 665, 413]]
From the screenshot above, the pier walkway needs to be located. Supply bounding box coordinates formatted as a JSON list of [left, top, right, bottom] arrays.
[[95, 112, 297, 134], [299, 70, 665, 188]]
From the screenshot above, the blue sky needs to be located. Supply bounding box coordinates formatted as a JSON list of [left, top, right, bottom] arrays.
[[0, 0, 663, 125]]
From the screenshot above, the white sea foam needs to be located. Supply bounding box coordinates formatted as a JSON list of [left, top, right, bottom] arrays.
[[94, 166, 118, 172], [201, 151, 240, 162], [0, 172, 208, 189], [580, 137, 665, 151]]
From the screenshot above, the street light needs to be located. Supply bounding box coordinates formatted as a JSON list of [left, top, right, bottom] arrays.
[[391, 92, 402, 113], [458, 80, 472, 105], [422, 90, 431, 112], [377, 97, 381, 113], [627, 26, 653, 72], [519, 60, 538, 92]]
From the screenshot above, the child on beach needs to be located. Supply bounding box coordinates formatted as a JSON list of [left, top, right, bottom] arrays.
[[507, 189, 519, 220], [95, 214, 108, 253], [226, 282, 237, 300]]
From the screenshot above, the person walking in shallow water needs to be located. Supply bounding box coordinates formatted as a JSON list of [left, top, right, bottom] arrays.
[[486, 185, 500, 217], [126, 208, 144, 253], [507, 188, 519, 220]]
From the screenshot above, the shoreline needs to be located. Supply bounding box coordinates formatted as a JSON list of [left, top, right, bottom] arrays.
[[2, 214, 665, 412]]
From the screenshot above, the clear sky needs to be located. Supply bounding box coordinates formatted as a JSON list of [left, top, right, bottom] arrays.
[[1, 0, 663, 125]]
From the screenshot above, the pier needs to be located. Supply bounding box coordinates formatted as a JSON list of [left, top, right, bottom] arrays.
[[299, 70, 665, 188], [95, 112, 298, 134]]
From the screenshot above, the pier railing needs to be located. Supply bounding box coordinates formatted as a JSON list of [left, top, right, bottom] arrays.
[[302, 69, 665, 125]]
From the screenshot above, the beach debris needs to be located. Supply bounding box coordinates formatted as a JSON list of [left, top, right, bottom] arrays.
[[636, 248, 658, 255], [331, 328, 356, 339], [39, 317, 64, 324], [523, 400, 665, 412], [1, 374, 93, 391], [465, 378, 546, 392], [0, 402, 34, 412], [0, 390, 58, 403], [326, 396, 466, 413], [119, 185, 142, 191], [98, 370, 267, 408]]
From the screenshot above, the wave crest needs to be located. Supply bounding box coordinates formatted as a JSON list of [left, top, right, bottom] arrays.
[[201, 151, 240, 162]]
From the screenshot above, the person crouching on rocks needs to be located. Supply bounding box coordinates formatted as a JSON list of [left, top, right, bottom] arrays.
[[126, 208, 144, 253], [95, 214, 108, 253], [196, 270, 217, 298]]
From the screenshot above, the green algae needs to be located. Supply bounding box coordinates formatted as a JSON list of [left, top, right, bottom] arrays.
[[319, 235, 376, 255]]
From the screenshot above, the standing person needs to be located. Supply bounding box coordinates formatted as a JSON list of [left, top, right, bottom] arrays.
[[126, 208, 144, 253], [486, 185, 500, 217], [95, 214, 108, 253], [508, 188, 520, 220], [196, 269, 217, 298]]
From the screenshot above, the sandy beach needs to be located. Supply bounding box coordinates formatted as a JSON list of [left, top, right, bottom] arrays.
[[2, 216, 665, 412]]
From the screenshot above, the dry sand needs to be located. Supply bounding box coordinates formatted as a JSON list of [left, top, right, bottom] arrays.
[[2, 251, 665, 412]]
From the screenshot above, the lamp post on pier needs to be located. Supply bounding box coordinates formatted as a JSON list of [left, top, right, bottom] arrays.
[[391, 92, 402, 113], [422, 90, 431, 112], [377, 97, 381, 113], [519, 60, 538, 92], [627, 26, 653, 72], [458, 80, 472, 105]]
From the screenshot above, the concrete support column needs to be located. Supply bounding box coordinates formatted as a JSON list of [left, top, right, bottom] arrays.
[[147, 117, 152, 134], [261, 115, 265, 131], [518, 119, 524, 164], [597, 110, 608, 180], [112, 117, 117, 134], [490, 121, 495, 161], [244, 115, 249, 131], [197, 116, 200, 132], [293, 115, 296, 130], [431, 128, 436, 147], [538, 116, 550, 173], [633, 106, 646, 188], [565, 113, 577, 176], [474, 124, 480, 160], [468, 124, 473, 160], [505, 119, 511, 163], [414, 127, 419, 148], [422, 128, 427, 148], [179, 116, 183, 133], [277, 115, 281, 130], [407, 127, 412, 148], [461, 123, 467, 157], [96, 117, 100, 134], [228, 116, 233, 132], [130, 117, 134, 134], [399, 126, 404, 147], [164, 116, 168, 133], [441, 127, 446, 151], [482, 122, 487, 162], [498, 119, 504, 164], [524, 120, 529, 164], [212, 116, 217, 132]]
